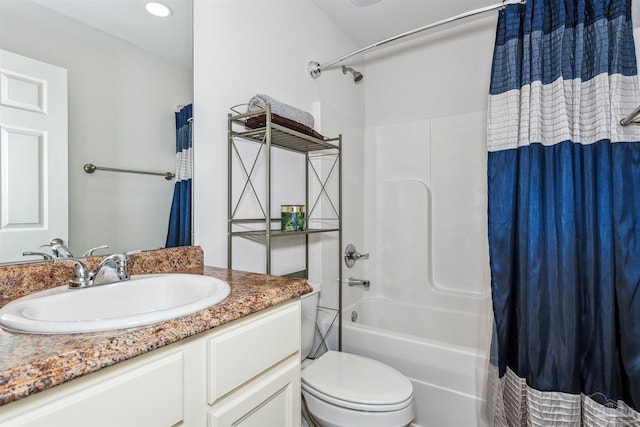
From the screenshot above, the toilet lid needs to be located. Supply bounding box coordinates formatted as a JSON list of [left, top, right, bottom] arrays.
[[301, 351, 413, 409]]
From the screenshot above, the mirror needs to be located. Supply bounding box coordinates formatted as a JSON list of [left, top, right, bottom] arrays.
[[0, 0, 193, 263]]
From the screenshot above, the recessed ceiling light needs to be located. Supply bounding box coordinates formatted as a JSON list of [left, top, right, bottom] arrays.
[[145, 2, 173, 17]]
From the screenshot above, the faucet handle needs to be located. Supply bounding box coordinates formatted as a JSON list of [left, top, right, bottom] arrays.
[[22, 251, 54, 262], [98, 250, 139, 264], [54, 258, 93, 288], [344, 244, 370, 268], [96, 250, 139, 282], [39, 238, 65, 249], [119, 250, 141, 278], [40, 238, 74, 258], [83, 245, 109, 257]]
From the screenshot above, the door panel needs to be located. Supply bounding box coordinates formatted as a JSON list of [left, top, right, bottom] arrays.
[[1, 126, 43, 226]]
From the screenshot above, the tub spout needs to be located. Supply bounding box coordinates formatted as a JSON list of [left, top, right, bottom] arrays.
[[348, 277, 370, 288]]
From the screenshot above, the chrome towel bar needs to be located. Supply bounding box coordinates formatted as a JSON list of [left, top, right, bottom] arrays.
[[83, 163, 175, 180]]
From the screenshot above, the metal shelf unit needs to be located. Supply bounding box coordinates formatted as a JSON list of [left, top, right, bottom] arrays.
[[227, 104, 342, 294]]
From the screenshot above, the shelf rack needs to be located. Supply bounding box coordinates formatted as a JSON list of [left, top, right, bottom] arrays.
[[227, 104, 343, 347]]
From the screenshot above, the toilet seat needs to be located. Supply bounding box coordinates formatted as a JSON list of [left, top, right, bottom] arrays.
[[302, 382, 414, 412], [301, 351, 414, 412]]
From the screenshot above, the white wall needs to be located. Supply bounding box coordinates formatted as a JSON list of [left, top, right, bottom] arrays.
[[0, 1, 192, 257], [193, 0, 364, 303]]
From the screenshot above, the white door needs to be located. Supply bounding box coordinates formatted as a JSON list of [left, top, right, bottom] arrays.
[[0, 49, 68, 263]]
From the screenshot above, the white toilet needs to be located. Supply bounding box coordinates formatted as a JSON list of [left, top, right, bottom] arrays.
[[300, 283, 415, 427]]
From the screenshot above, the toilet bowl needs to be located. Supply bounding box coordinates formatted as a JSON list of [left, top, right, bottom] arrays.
[[300, 282, 415, 427]]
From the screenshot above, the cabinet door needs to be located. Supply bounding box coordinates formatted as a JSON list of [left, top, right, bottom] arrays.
[[208, 300, 300, 404], [0, 351, 184, 427], [208, 356, 300, 427]]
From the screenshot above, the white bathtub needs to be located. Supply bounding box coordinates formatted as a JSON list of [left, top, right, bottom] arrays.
[[341, 297, 492, 427]]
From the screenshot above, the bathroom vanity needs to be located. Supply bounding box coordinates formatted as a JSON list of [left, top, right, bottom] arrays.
[[0, 248, 310, 427]]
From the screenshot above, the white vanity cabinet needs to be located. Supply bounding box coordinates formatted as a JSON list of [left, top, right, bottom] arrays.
[[0, 300, 301, 427]]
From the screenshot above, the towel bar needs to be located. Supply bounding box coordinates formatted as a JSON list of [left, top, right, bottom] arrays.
[[83, 163, 175, 180]]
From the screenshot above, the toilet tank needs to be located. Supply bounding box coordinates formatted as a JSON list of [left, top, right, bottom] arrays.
[[301, 281, 321, 360]]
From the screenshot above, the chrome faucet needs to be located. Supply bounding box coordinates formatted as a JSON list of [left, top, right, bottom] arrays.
[[40, 238, 74, 258], [348, 277, 371, 288], [92, 253, 134, 285], [55, 250, 139, 289]]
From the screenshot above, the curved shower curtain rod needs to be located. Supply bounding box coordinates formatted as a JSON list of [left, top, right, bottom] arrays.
[[620, 105, 640, 126], [307, 0, 527, 79]]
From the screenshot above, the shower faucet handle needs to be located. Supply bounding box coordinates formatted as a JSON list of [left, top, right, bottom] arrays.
[[344, 244, 369, 268]]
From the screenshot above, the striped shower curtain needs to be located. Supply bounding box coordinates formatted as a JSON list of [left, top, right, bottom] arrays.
[[487, 0, 640, 424], [166, 104, 192, 247]]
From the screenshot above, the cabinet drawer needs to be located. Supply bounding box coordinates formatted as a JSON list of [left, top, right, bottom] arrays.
[[208, 300, 300, 404], [208, 355, 301, 427], [0, 351, 184, 427]]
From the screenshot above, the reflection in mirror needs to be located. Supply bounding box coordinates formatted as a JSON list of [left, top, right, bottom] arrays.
[[0, 0, 193, 264]]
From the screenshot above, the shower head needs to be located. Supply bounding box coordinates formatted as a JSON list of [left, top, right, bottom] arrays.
[[342, 65, 364, 83], [306, 61, 364, 83]]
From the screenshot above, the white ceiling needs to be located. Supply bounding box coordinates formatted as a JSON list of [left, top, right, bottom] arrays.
[[26, 0, 640, 71], [31, 0, 192, 68], [28, 0, 507, 72]]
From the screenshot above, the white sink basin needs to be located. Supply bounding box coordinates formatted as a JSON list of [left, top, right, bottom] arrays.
[[0, 274, 230, 334]]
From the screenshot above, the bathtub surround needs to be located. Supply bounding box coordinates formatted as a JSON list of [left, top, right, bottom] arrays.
[[487, 0, 640, 423], [0, 246, 311, 407], [357, 109, 493, 425], [318, 4, 499, 425]]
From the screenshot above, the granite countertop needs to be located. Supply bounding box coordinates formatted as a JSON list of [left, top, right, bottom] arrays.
[[0, 266, 312, 407]]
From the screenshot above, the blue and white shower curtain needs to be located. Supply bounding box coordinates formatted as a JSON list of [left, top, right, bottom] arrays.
[[166, 104, 192, 247], [487, 0, 640, 424]]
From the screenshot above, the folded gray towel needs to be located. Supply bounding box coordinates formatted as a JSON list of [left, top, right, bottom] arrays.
[[248, 94, 315, 129]]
